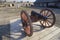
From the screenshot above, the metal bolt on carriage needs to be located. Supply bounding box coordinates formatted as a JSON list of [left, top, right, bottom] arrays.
[[21, 9, 56, 37]]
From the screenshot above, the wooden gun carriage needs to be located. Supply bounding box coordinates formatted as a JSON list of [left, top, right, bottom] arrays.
[[21, 9, 56, 37]]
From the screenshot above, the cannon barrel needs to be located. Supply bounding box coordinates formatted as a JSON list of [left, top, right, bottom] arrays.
[[31, 11, 46, 19], [31, 11, 41, 16]]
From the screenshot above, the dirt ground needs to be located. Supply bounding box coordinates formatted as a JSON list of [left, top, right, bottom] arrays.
[[0, 7, 60, 40], [0, 7, 41, 25], [0, 7, 20, 25]]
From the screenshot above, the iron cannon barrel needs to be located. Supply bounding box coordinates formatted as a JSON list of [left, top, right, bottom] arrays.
[[31, 11, 45, 19]]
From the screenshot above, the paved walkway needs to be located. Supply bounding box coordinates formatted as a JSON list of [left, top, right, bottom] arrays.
[[9, 18, 60, 40]]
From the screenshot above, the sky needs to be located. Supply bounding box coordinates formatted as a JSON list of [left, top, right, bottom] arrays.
[[19, 0, 36, 2], [6, 0, 36, 2]]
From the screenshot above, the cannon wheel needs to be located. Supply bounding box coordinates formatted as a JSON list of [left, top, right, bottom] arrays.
[[40, 9, 56, 28], [21, 10, 33, 37]]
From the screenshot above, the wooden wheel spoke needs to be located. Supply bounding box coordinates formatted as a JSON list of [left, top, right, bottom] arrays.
[[47, 14, 52, 17], [45, 21, 46, 26], [47, 20, 52, 24], [43, 21, 46, 26], [44, 11, 46, 16], [47, 18, 53, 19], [40, 20, 44, 25], [46, 11, 49, 16], [40, 21, 43, 25], [46, 21, 50, 26], [43, 21, 45, 25], [42, 11, 45, 16]]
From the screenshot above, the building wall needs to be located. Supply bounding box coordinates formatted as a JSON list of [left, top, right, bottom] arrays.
[[35, 0, 59, 2], [34, 0, 60, 8]]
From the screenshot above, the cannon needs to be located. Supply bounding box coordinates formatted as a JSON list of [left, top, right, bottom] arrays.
[[21, 9, 56, 37]]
